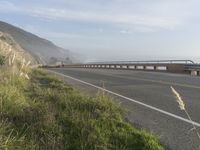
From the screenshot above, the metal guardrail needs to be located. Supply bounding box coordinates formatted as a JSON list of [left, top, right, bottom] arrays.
[[43, 60, 200, 75], [84, 60, 195, 65]]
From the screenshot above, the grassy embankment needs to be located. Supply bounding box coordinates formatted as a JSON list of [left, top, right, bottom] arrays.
[[0, 57, 164, 149]]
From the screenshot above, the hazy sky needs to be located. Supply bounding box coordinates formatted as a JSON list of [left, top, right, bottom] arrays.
[[0, 0, 200, 62]]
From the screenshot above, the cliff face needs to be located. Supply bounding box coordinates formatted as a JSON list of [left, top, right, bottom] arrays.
[[0, 31, 37, 65], [0, 21, 71, 65]]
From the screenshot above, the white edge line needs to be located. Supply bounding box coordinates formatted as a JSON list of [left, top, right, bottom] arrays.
[[48, 70, 200, 128]]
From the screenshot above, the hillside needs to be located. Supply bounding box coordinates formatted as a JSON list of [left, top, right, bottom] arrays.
[[0, 21, 71, 65], [0, 31, 37, 65]]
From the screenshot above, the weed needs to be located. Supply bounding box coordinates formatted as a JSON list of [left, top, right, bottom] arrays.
[[171, 86, 200, 148]]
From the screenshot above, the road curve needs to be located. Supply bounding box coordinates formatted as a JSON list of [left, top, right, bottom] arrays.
[[47, 68, 200, 150]]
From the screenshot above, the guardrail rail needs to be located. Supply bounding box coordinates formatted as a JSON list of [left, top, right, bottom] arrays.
[[42, 60, 200, 75]]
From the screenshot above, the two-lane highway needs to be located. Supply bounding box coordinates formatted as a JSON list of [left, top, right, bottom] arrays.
[[48, 68, 200, 150]]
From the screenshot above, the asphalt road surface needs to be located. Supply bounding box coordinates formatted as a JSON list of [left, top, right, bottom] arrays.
[[47, 68, 200, 150]]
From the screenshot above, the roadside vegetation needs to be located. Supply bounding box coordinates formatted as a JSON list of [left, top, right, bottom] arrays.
[[0, 54, 5, 65], [0, 48, 164, 149]]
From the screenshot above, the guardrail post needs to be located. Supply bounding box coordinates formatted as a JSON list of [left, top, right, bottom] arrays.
[[197, 71, 200, 76], [154, 66, 157, 70]]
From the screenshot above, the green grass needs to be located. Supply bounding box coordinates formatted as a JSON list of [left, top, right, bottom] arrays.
[[0, 68, 164, 150]]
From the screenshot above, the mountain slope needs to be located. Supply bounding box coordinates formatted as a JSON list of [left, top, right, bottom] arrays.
[[0, 21, 71, 64], [0, 31, 37, 65]]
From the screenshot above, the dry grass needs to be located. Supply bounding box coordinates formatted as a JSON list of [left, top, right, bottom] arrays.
[[171, 86, 200, 148], [171, 86, 185, 110]]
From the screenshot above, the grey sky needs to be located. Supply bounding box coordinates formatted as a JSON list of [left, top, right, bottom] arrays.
[[0, 0, 200, 62]]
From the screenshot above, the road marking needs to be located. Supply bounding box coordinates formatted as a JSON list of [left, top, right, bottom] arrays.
[[49, 70, 200, 128]]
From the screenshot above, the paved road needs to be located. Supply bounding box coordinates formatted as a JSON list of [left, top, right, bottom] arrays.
[[48, 68, 200, 150]]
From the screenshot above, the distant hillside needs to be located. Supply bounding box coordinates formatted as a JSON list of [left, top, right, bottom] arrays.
[[0, 21, 72, 64]]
